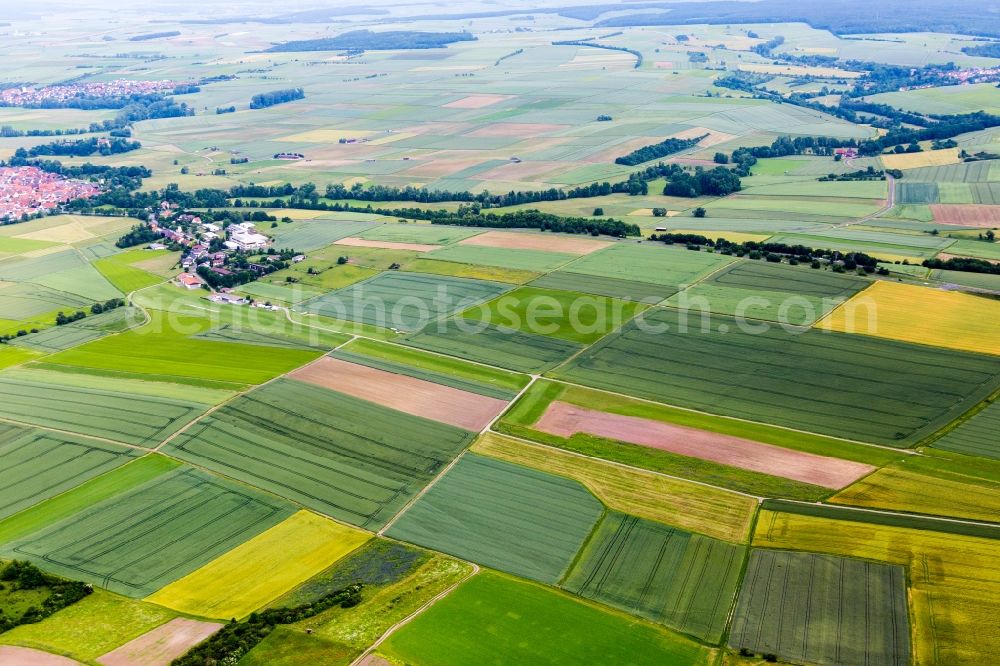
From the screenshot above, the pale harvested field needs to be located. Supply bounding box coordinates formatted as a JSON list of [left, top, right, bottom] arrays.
[[289, 357, 508, 431], [654, 61, 675, 68], [459, 230, 612, 255], [467, 123, 567, 138], [937, 252, 999, 264], [16, 221, 93, 243], [478, 160, 567, 182], [401, 156, 492, 178], [930, 204, 1000, 227], [335, 237, 439, 252], [96, 618, 222, 666], [443, 94, 513, 109], [0, 647, 81, 666], [534, 401, 875, 489]]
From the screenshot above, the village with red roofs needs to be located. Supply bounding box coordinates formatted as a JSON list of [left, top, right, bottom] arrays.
[[0, 166, 101, 221]]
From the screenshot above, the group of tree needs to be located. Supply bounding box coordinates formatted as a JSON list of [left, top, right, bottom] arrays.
[[923, 256, 1000, 275], [265, 29, 475, 52], [961, 41, 1000, 58], [615, 135, 704, 166], [116, 223, 161, 248], [663, 166, 742, 197], [649, 232, 881, 271], [250, 88, 305, 109], [0, 561, 92, 633], [173, 583, 363, 665], [15, 137, 139, 159], [427, 207, 640, 237]]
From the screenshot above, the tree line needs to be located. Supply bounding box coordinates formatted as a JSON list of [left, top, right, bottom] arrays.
[[615, 135, 704, 166], [250, 88, 305, 109], [15, 137, 140, 158]]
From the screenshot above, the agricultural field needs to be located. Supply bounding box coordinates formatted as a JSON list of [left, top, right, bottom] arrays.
[[471, 432, 757, 542], [385, 453, 604, 584], [829, 454, 1000, 523], [0, 426, 140, 520], [333, 337, 529, 399], [404, 317, 583, 373], [820, 280, 1000, 356], [666, 260, 868, 325], [148, 511, 370, 618], [378, 572, 713, 666], [563, 512, 745, 642], [1, 6, 999, 664], [302, 271, 510, 331], [461, 285, 648, 344], [931, 400, 1000, 459], [729, 549, 911, 666], [0, 373, 208, 446], [752, 509, 1000, 665], [162, 378, 474, 529], [553, 307, 1000, 446], [0, 465, 294, 597]]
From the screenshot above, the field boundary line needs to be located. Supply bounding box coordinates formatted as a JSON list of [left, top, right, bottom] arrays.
[[152, 335, 358, 453], [377, 376, 539, 536], [347, 563, 480, 666]]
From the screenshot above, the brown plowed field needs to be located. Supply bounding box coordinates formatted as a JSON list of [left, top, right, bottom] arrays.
[[534, 401, 874, 489], [459, 230, 612, 255], [0, 647, 82, 666], [289, 357, 508, 431], [96, 618, 222, 666], [930, 204, 1000, 227]]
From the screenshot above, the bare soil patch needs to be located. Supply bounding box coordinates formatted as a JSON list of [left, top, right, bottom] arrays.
[[96, 618, 222, 666], [335, 237, 439, 252], [534, 401, 874, 489], [930, 204, 1000, 227], [289, 357, 508, 431], [459, 230, 612, 255], [443, 94, 514, 109], [0, 647, 82, 666]]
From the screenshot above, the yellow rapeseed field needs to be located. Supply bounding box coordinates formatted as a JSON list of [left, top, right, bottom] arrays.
[[754, 509, 1000, 665], [147, 511, 370, 618], [881, 147, 961, 170], [818, 280, 1000, 356]]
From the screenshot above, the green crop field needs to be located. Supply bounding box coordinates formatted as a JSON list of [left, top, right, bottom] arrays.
[[237, 280, 325, 305], [461, 286, 648, 344], [666, 260, 868, 325], [162, 378, 473, 529], [0, 283, 93, 321], [562, 512, 745, 643], [529, 271, 676, 301], [45, 311, 320, 386], [730, 549, 911, 666], [931, 400, 1000, 459], [425, 244, 577, 272], [386, 453, 603, 584], [270, 219, 379, 252], [0, 427, 140, 521], [359, 224, 482, 245], [92, 250, 172, 294], [1, 466, 294, 597], [404, 318, 582, 373], [0, 454, 179, 544], [9, 324, 107, 352], [559, 243, 736, 290], [552, 308, 1000, 446], [379, 572, 712, 666], [303, 271, 509, 332], [0, 374, 208, 446]]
